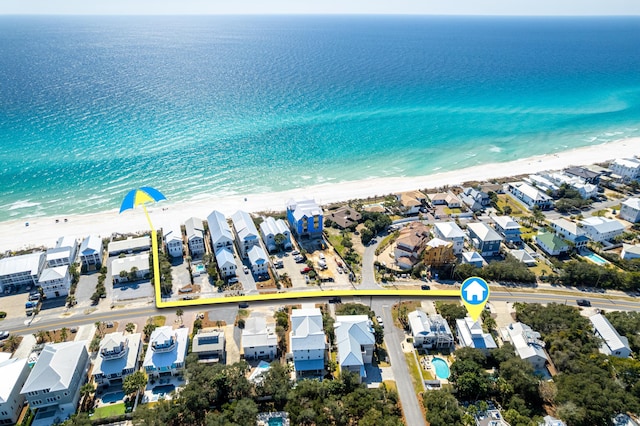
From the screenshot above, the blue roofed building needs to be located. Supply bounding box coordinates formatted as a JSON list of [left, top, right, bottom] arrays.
[[335, 315, 375, 382], [143, 326, 189, 379], [286, 199, 323, 240]]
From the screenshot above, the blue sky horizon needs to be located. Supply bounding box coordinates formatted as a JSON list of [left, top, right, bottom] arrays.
[[1, 0, 639, 16]]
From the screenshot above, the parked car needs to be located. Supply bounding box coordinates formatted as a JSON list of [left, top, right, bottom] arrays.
[[243, 266, 249, 274], [291, 250, 300, 256], [421, 284, 431, 290], [376, 316, 384, 328], [0, 331, 9, 340], [300, 267, 312, 274], [29, 293, 41, 301], [328, 297, 342, 304], [576, 299, 591, 307], [239, 302, 249, 308]]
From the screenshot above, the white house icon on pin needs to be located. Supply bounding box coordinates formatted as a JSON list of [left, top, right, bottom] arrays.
[[463, 280, 486, 303]]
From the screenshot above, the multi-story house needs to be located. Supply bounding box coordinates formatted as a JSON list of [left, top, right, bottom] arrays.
[[207, 210, 234, 251], [290, 308, 327, 378], [433, 222, 465, 254], [423, 238, 456, 267], [492, 216, 522, 244], [248, 245, 269, 276], [0, 358, 30, 426], [549, 218, 589, 249], [500, 323, 548, 371], [408, 311, 454, 350], [163, 227, 184, 258], [111, 254, 150, 285], [79, 235, 103, 271], [38, 265, 70, 298], [259, 217, 292, 253], [215, 247, 237, 278], [192, 328, 225, 363], [231, 210, 261, 258], [45, 236, 78, 268], [143, 326, 189, 379], [455, 316, 497, 355], [467, 222, 503, 257], [335, 315, 375, 382], [620, 198, 640, 223], [107, 236, 151, 257], [92, 332, 142, 388], [579, 216, 625, 243], [0, 252, 45, 293], [395, 191, 426, 215], [589, 314, 631, 358], [394, 222, 430, 270], [611, 158, 640, 182], [535, 232, 570, 256], [286, 199, 323, 239], [242, 317, 278, 361], [184, 217, 205, 257], [506, 181, 553, 210]]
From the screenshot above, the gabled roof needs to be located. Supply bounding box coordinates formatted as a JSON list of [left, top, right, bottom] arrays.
[[207, 210, 233, 245], [231, 210, 259, 241], [462, 251, 484, 264], [509, 181, 552, 202], [80, 235, 102, 255], [408, 311, 452, 338], [589, 314, 630, 354], [248, 245, 268, 265], [580, 216, 626, 234], [215, 247, 235, 268], [184, 217, 204, 241], [290, 308, 326, 352], [93, 332, 142, 377], [260, 216, 290, 238], [286, 199, 322, 221], [0, 252, 43, 277], [613, 158, 640, 168], [164, 227, 183, 243], [0, 358, 28, 404], [426, 238, 451, 248], [434, 222, 465, 239], [21, 341, 87, 394], [335, 316, 375, 368], [38, 265, 69, 283], [550, 218, 584, 236], [502, 322, 547, 363], [622, 198, 640, 211], [510, 249, 536, 265], [492, 216, 520, 231], [536, 232, 569, 251], [467, 222, 502, 242], [242, 317, 277, 348]]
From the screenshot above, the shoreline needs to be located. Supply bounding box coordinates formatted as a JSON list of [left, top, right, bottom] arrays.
[[2, 137, 639, 252]]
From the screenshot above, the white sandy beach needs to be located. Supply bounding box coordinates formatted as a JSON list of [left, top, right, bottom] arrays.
[[1, 137, 639, 252]]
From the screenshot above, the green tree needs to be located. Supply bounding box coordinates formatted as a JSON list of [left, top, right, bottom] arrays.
[[125, 322, 136, 334], [143, 323, 157, 341], [423, 390, 464, 426], [123, 371, 148, 398], [79, 382, 95, 412], [176, 308, 184, 324], [274, 233, 287, 251], [232, 398, 258, 425]]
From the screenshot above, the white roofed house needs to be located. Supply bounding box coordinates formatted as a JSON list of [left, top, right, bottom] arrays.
[[467, 222, 503, 257], [334, 315, 375, 381], [143, 326, 189, 379], [207, 210, 234, 251], [0, 252, 45, 293], [461, 187, 491, 212], [21, 341, 89, 425], [38, 265, 71, 298], [184, 217, 205, 257], [621, 244, 640, 260], [610, 158, 640, 182], [248, 245, 269, 276], [433, 221, 465, 254], [500, 322, 549, 372], [0, 358, 30, 426], [92, 332, 142, 388], [408, 311, 454, 350], [79, 235, 103, 271], [492, 216, 522, 244], [620, 198, 640, 223], [242, 317, 278, 361], [589, 314, 631, 358], [455, 316, 497, 354], [506, 181, 554, 210], [192, 328, 225, 364], [215, 247, 237, 278], [549, 218, 589, 249], [111, 253, 150, 285], [46, 236, 78, 268], [107, 236, 151, 257], [290, 308, 327, 378], [163, 227, 184, 258], [579, 216, 626, 243], [260, 216, 292, 253], [231, 210, 261, 258], [462, 251, 485, 268]]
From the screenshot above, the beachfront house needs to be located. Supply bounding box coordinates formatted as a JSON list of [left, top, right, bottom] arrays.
[[192, 328, 226, 364], [492, 215, 522, 244], [394, 222, 430, 270], [46, 236, 78, 268], [611, 158, 640, 182], [107, 236, 151, 257], [111, 253, 150, 285], [290, 308, 327, 378], [0, 358, 30, 426], [549, 218, 589, 249], [535, 231, 570, 256], [143, 326, 189, 379], [0, 252, 45, 293], [506, 181, 553, 210], [335, 315, 375, 381], [433, 221, 466, 254], [467, 222, 503, 257], [79, 235, 103, 271], [408, 311, 454, 350], [589, 314, 631, 358], [621, 244, 640, 260], [532, 172, 598, 199], [500, 322, 548, 371], [565, 166, 602, 185], [579, 216, 625, 243], [242, 317, 278, 361], [326, 206, 362, 229], [231, 210, 261, 258], [620, 198, 640, 223], [21, 341, 89, 425], [444, 192, 462, 208], [184, 217, 205, 257], [38, 265, 71, 298], [207, 210, 234, 251], [248, 245, 269, 276], [163, 227, 184, 258], [259, 216, 292, 253], [461, 187, 491, 212], [395, 190, 427, 215], [286, 199, 323, 240], [215, 247, 237, 278], [462, 251, 485, 268], [92, 332, 142, 388], [455, 316, 497, 355]]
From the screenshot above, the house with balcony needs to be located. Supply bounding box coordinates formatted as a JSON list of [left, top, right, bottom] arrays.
[[467, 222, 503, 257], [0, 358, 30, 426], [455, 316, 497, 354], [107, 236, 151, 257], [335, 315, 375, 381], [21, 341, 89, 425], [506, 181, 553, 210], [535, 232, 570, 256], [395, 191, 426, 215], [408, 311, 454, 350], [248, 245, 269, 276], [565, 166, 601, 185], [184, 217, 205, 257], [163, 227, 184, 258], [111, 253, 150, 285], [492, 216, 522, 244], [500, 323, 548, 371], [579, 216, 626, 243], [79, 235, 103, 271], [549, 218, 589, 249], [286, 199, 323, 239], [231, 210, 261, 258], [394, 222, 430, 270], [242, 317, 278, 361], [38, 265, 70, 298], [0, 252, 45, 293], [326, 206, 362, 229], [462, 251, 485, 268], [207, 210, 234, 251], [192, 328, 225, 363], [260, 217, 292, 253], [611, 158, 640, 182], [461, 187, 491, 212], [290, 308, 327, 378], [215, 247, 237, 278], [92, 332, 142, 388], [423, 238, 456, 268], [620, 198, 640, 223], [589, 314, 631, 358], [143, 326, 189, 379], [433, 222, 466, 254], [46, 236, 78, 268]]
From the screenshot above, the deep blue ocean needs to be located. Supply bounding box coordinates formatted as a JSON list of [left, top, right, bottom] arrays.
[[1, 15, 639, 221]]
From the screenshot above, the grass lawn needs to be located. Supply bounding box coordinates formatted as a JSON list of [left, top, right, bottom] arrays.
[[530, 261, 552, 276], [443, 207, 463, 215], [404, 353, 424, 395], [375, 231, 399, 255], [382, 380, 397, 393], [326, 232, 346, 257], [92, 403, 126, 419], [150, 316, 166, 327], [391, 300, 421, 329], [497, 195, 527, 216]]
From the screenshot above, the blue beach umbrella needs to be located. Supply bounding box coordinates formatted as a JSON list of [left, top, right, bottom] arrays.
[[119, 186, 166, 214]]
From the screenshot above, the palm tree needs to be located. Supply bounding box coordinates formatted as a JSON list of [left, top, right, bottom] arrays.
[[34, 330, 47, 344], [125, 322, 135, 334], [95, 321, 104, 338], [274, 233, 287, 251], [176, 308, 184, 324], [3, 335, 20, 352], [79, 382, 95, 412], [60, 327, 68, 342]]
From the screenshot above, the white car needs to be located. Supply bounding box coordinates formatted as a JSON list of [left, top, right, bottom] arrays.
[[243, 266, 249, 274]]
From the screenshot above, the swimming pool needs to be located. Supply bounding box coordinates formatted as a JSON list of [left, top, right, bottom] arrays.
[[101, 391, 124, 404], [152, 384, 175, 395], [583, 252, 609, 265], [268, 418, 284, 426], [432, 357, 451, 380]]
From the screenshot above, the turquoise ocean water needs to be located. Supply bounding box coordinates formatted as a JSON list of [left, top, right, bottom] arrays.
[[1, 16, 639, 221]]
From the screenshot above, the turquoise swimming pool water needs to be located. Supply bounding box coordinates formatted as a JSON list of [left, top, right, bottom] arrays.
[[432, 357, 451, 380], [268, 418, 284, 426], [195, 264, 205, 274], [583, 252, 609, 265]]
